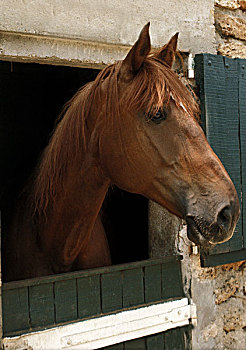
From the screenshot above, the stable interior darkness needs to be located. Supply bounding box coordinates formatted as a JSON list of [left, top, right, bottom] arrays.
[[0, 61, 148, 277]]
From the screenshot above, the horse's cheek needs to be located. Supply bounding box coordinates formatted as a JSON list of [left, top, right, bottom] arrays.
[[98, 135, 149, 192]]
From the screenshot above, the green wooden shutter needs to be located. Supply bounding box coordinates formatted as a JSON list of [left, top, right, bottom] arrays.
[[195, 54, 246, 267]]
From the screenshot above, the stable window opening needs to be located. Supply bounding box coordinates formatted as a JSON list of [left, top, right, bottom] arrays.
[[0, 60, 148, 282]]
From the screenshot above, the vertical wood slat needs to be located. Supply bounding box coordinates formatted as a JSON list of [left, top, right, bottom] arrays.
[[146, 333, 164, 350], [101, 271, 122, 313], [29, 284, 55, 328], [239, 59, 246, 248], [223, 57, 242, 252], [2, 287, 29, 334], [54, 279, 77, 323], [164, 327, 185, 350], [122, 268, 144, 308], [144, 264, 162, 303], [161, 262, 184, 300], [77, 275, 101, 319]]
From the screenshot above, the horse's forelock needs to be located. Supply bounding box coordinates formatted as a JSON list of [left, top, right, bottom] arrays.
[[120, 57, 199, 118]]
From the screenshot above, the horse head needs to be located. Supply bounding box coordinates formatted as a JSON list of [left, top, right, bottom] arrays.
[[97, 23, 240, 247]]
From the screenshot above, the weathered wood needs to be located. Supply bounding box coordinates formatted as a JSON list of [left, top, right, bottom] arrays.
[[54, 279, 77, 323], [2, 287, 29, 335], [146, 333, 164, 349], [239, 59, 246, 249], [144, 264, 162, 303], [201, 247, 246, 266], [223, 56, 242, 252], [2, 257, 185, 336], [161, 263, 184, 299], [164, 327, 185, 350], [124, 338, 146, 350], [122, 268, 144, 308], [29, 284, 55, 328], [195, 53, 246, 266], [101, 271, 122, 313], [77, 275, 101, 319]]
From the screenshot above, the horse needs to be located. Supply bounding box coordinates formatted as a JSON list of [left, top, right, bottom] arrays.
[[4, 23, 240, 282]]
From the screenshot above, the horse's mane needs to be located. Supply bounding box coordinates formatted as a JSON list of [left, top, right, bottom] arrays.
[[32, 57, 199, 214]]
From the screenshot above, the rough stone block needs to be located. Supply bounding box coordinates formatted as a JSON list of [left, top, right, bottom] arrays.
[[223, 307, 246, 331], [215, 0, 241, 10], [224, 329, 246, 350], [218, 41, 246, 58], [215, 13, 246, 41], [214, 277, 239, 304], [215, 0, 246, 10]]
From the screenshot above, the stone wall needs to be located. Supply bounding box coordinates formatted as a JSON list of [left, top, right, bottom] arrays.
[[215, 0, 246, 58], [179, 228, 246, 350]]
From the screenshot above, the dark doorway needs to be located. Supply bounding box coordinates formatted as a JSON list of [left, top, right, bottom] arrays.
[[0, 60, 148, 278]]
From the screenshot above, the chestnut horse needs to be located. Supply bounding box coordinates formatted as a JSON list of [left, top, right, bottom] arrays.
[[4, 24, 240, 282]]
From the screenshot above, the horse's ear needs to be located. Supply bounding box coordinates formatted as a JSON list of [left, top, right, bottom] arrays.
[[119, 23, 151, 81], [154, 33, 179, 68]]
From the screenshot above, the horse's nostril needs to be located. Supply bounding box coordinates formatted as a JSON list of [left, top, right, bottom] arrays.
[[217, 205, 232, 231]]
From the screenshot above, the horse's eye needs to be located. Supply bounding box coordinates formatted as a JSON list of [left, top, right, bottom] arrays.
[[147, 108, 167, 124]]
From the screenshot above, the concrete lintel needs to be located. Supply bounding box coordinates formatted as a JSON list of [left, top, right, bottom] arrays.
[[0, 31, 130, 68]]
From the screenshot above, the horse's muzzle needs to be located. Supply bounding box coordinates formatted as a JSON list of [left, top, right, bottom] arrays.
[[186, 201, 240, 247]]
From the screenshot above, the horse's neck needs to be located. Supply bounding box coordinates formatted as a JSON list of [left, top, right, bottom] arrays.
[[41, 158, 110, 272]]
